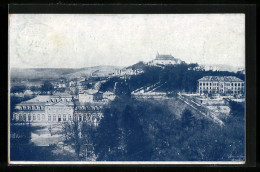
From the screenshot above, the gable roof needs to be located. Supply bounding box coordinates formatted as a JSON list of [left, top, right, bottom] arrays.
[[46, 101, 74, 106], [155, 54, 175, 60]]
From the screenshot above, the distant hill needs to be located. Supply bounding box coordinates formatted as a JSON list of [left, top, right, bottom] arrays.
[[11, 66, 123, 80], [201, 64, 244, 72], [88, 66, 122, 77], [126, 61, 147, 70], [10, 68, 78, 80]]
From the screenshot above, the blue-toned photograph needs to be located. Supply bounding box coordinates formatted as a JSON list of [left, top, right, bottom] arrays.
[[9, 14, 245, 164]]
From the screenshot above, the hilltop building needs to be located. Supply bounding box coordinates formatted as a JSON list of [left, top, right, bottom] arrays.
[[148, 53, 184, 66], [198, 76, 245, 96]]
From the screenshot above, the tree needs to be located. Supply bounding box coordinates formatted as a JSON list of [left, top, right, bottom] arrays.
[[121, 105, 153, 161], [11, 85, 27, 93], [30, 86, 40, 92], [10, 122, 33, 160], [41, 81, 54, 94], [181, 109, 196, 128], [93, 108, 121, 161], [62, 121, 82, 160], [115, 81, 131, 97]]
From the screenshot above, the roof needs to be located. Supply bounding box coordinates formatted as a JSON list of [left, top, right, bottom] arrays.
[[17, 94, 73, 105], [79, 89, 98, 95], [155, 54, 175, 60], [198, 76, 243, 82], [52, 92, 72, 97], [45, 101, 74, 106], [74, 101, 106, 106]]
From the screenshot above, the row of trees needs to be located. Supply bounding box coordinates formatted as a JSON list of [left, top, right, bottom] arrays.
[[11, 81, 55, 94]]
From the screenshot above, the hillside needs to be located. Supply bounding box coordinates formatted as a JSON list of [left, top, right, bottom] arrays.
[[100, 62, 245, 94], [126, 61, 147, 70]]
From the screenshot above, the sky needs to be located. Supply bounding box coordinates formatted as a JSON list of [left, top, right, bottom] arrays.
[[9, 14, 245, 68]]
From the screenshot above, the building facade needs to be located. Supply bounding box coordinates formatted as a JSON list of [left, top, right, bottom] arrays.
[[12, 94, 106, 125], [148, 53, 184, 66], [74, 102, 104, 126], [198, 76, 245, 96]]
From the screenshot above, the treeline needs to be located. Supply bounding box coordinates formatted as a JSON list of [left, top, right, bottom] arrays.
[[100, 63, 245, 94], [11, 81, 55, 94]]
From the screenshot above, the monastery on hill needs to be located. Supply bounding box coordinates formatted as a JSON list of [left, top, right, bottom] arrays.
[[147, 53, 184, 66]]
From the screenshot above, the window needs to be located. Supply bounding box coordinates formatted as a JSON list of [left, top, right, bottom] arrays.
[[79, 114, 82, 121], [235, 83, 237, 86], [37, 114, 40, 120], [63, 114, 66, 121], [83, 114, 86, 121], [23, 114, 26, 121], [19, 114, 22, 121], [48, 115, 51, 121], [42, 114, 45, 120], [69, 115, 72, 121], [33, 114, 36, 120], [200, 83, 202, 86], [28, 114, 31, 121], [53, 115, 56, 121]]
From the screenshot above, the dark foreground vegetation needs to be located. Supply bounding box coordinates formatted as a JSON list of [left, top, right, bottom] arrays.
[[89, 97, 245, 161]]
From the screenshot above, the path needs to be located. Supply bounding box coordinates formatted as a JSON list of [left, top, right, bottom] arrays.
[[177, 94, 224, 126]]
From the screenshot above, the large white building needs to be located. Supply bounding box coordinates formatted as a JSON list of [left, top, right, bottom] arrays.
[[12, 93, 105, 125], [198, 76, 245, 96], [13, 94, 74, 123]]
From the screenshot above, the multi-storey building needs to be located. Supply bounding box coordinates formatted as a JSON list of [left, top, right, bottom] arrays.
[[12, 93, 106, 125], [198, 76, 245, 96], [74, 101, 104, 126]]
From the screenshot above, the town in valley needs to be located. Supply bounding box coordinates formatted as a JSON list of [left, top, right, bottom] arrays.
[[10, 53, 245, 161]]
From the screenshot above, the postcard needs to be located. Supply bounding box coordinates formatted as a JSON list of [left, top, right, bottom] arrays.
[[8, 14, 245, 164]]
